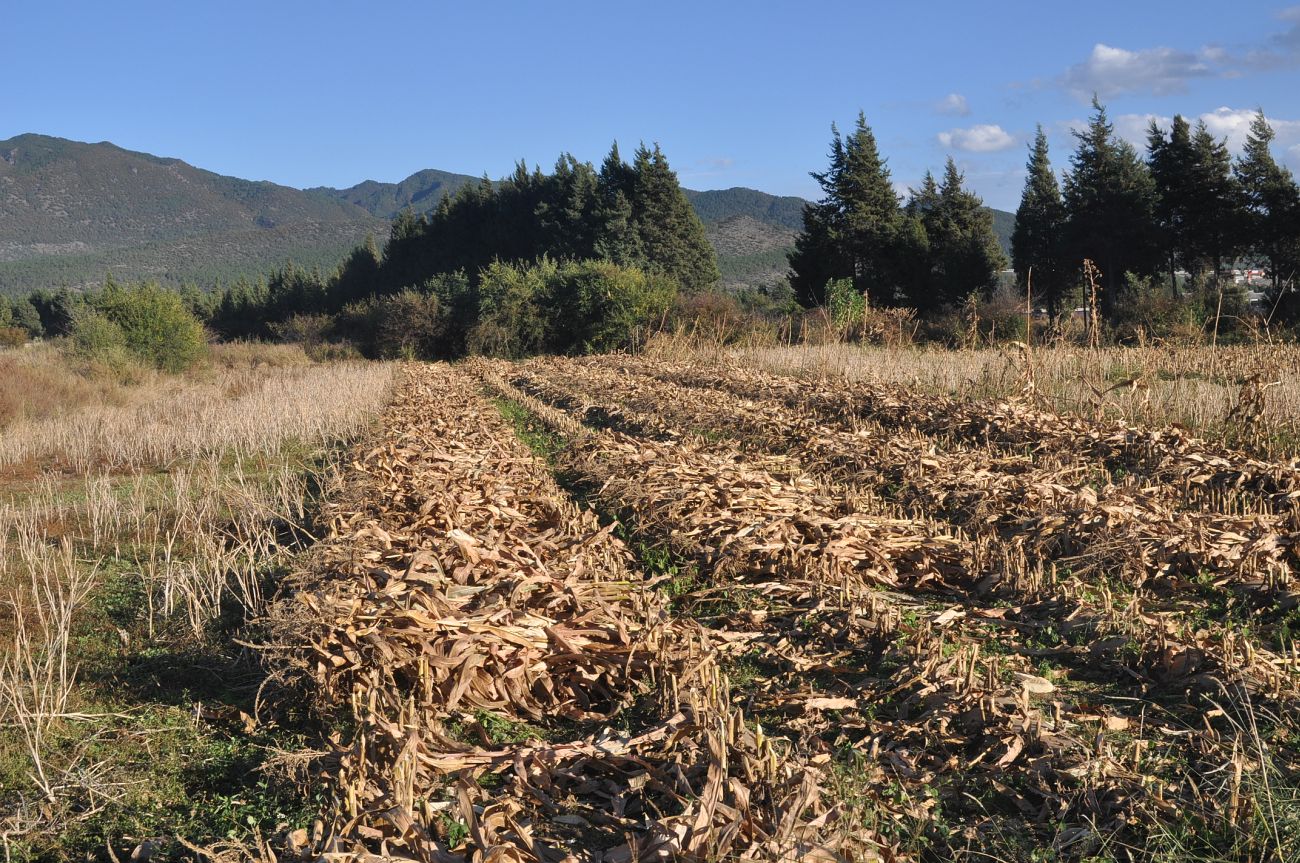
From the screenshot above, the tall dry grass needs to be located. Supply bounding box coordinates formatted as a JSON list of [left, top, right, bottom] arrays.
[[0, 349, 392, 472], [728, 341, 1300, 458], [0, 347, 395, 850]]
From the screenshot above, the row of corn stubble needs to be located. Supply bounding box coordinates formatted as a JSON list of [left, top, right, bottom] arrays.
[[260, 363, 875, 863], [481, 354, 1300, 860]]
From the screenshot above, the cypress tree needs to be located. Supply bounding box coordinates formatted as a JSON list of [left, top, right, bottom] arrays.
[[929, 158, 1006, 308], [629, 144, 719, 293], [839, 113, 903, 301], [1235, 111, 1300, 316], [1063, 98, 1160, 318], [1013, 127, 1071, 314], [789, 113, 902, 306], [1186, 121, 1244, 282]]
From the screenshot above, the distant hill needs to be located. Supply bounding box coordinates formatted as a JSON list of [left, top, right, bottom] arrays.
[[307, 168, 479, 218], [0, 133, 384, 292], [0, 133, 1014, 295], [684, 188, 807, 231]]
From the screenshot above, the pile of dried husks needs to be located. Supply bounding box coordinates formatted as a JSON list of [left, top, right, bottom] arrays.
[[262, 364, 880, 862]]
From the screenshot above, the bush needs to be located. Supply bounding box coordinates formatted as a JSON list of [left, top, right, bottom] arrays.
[[370, 291, 446, 359], [271, 313, 335, 347], [468, 260, 552, 358], [1110, 273, 1204, 344], [93, 282, 208, 371], [68, 310, 138, 376], [826, 278, 865, 327], [547, 260, 677, 353]]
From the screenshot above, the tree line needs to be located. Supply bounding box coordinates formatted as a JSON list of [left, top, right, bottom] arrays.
[[1013, 100, 1299, 323], [790, 103, 1300, 331], [202, 141, 714, 356], [788, 112, 1008, 312], [5, 142, 716, 361]]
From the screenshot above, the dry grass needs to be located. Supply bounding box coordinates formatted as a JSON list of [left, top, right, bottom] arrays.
[[0, 347, 395, 859], [729, 341, 1300, 458], [0, 345, 391, 472], [0, 343, 130, 428]]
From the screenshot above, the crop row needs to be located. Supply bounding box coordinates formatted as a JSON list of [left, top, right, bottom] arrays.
[[479, 365, 1285, 855], [261, 364, 863, 862]]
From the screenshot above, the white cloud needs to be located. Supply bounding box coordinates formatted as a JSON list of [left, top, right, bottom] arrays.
[[1062, 43, 1215, 100], [937, 124, 1017, 153], [1113, 112, 1170, 147], [1055, 10, 1300, 99], [935, 93, 970, 116], [1097, 108, 1300, 164], [1198, 107, 1300, 150]]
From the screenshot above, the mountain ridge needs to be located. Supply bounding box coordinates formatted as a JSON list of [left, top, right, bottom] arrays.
[[0, 133, 1014, 295]]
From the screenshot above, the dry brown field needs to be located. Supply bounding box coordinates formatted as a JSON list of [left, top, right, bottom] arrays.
[[5, 342, 1300, 863]]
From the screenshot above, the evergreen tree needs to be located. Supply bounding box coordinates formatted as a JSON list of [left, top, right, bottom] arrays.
[[1013, 127, 1071, 314], [330, 235, 382, 309], [1146, 116, 1196, 295], [594, 143, 642, 266], [789, 126, 849, 307], [789, 113, 902, 306], [629, 143, 719, 293], [896, 172, 941, 308], [1186, 121, 1244, 281], [1062, 98, 1160, 318], [787, 199, 847, 307], [838, 113, 903, 302], [6, 295, 44, 337], [1235, 110, 1300, 317], [927, 158, 1006, 309]]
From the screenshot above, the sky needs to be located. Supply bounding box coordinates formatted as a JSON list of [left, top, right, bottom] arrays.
[[4, 1, 1300, 211]]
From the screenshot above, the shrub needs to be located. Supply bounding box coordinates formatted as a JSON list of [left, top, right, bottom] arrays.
[[547, 260, 678, 354], [826, 278, 865, 327], [94, 282, 208, 372], [271, 313, 335, 347], [68, 309, 138, 376], [371, 291, 446, 359], [468, 260, 552, 358]]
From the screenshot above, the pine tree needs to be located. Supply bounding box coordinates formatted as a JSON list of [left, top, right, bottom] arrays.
[[1187, 121, 1244, 281], [629, 144, 719, 293], [1235, 111, 1300, 316], [928, 158, 1007, 308], [1063, 98, 1160, 318], [789, 114, 902, 306], [1147, 116, 1195, 295], [1013, 127, 1071, 314]]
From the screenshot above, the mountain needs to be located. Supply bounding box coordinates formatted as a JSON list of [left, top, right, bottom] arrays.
[[0, 133, 1014, 296], [0, 134, 386, 292], [683, 188, 807, 231], [308, 168, 479, 218]]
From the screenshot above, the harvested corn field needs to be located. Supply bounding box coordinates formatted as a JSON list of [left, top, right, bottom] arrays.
[[264, 355, 1300, 862]]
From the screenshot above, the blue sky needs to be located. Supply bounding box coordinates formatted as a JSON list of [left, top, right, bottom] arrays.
[[4, 1, 1300, 210]]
